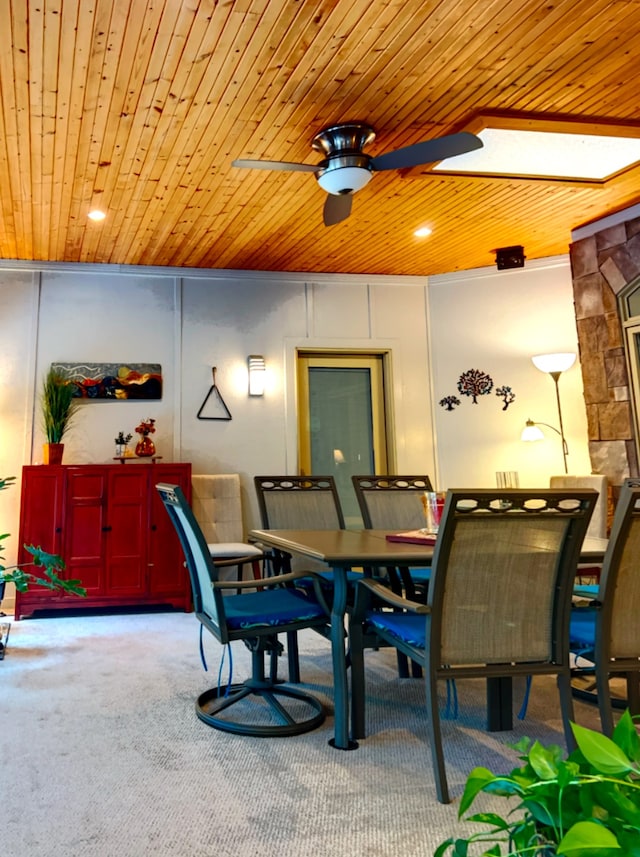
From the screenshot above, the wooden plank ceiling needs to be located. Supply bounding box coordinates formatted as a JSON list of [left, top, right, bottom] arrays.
[[1, 0, 640, 276]]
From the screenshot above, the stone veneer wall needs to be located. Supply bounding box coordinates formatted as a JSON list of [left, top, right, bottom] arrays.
[[569, 216, 640, 487]]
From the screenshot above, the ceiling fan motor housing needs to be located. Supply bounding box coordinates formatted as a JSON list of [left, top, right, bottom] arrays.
[[312, 123, 376, 195]]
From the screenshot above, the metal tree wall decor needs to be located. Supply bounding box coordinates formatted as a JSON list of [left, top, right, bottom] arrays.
[[457, 368, 494, 403], [438, 370, 516, 413], [495, 385, 516, 410]]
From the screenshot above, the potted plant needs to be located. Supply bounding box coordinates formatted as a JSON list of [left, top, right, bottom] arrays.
[[41, 367, 79, 464], [435, 709, 640, 856]]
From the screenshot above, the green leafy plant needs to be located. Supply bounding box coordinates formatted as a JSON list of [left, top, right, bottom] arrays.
[[435, 709, 640, 856], [41, 367, 79, 443], [0, 476, 86, 597]]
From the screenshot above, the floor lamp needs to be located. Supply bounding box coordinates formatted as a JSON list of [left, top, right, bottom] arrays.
[[524, 352, 576, 474]]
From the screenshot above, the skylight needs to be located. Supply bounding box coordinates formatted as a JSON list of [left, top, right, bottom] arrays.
[[433, 126, 640, 181]]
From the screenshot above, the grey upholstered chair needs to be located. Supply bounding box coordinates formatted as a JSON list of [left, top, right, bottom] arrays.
[[570, 479, 640, 735], [192, 474, 264, 590], [349, 487, 597, 803], [550, 473, 608, 583]]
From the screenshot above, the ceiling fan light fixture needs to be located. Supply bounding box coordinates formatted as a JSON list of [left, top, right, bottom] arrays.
[[317, 165, 372, 195]]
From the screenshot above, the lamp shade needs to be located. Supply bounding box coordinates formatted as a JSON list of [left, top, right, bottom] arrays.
[[531, 352, 576, 373], [317, 165, 372, 195], [521, 420, 545, 442]]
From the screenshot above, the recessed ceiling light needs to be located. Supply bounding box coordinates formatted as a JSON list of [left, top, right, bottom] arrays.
[[414, 226, 432, 238], [88, 210, 106, 221], [430, 116, 640, 182]]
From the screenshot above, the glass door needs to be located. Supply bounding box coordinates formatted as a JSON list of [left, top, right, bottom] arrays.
[[297, 352, 390, 527]]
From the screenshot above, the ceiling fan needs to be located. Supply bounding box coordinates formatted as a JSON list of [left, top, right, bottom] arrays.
[[232, 122, 482, 226]]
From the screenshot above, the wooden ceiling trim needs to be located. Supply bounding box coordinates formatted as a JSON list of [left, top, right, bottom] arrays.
[[103, 0, 236, 262], [3, 2, 33, 260], [373, 0, 540, 134], [49, 0, 83, 261], [115, 12, 297, 264], [92, 0, 207, 263], [124, 1, 360, 266]]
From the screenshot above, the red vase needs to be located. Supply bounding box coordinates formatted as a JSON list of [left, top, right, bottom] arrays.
[[135, 436, 156, 457], [43, 443, 64, 465]]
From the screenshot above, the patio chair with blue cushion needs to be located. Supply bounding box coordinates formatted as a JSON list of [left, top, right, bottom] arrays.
[[156, 482, 330, 737], [351, 474, 434, 600], [351, 473, 434, 678], [349, 487, 597, 803], [569, 479, 640, 735], [254, 474, 363, 681]]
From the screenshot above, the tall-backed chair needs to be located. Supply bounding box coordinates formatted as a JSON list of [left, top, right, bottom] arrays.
[[352, 474, 434, 677], [570, 480, 640, 735], [156, 482, 329, 737], [254, 475, 355, 681], [550, 474, 608, 582], [192, 474, 264, 587], [349, 487, 597, 803], [352, 473, 433, 596]]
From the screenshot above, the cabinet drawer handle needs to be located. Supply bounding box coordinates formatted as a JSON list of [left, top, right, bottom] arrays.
[[151, 524, 157, 531], [102, 525, 112, 532]]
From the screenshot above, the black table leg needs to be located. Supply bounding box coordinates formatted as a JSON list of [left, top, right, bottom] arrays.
[[487, 677, 513, 731]]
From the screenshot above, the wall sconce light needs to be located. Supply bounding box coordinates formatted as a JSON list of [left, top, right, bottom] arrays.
[[248, 355, 266, 396], [526, 351, 576, 473]]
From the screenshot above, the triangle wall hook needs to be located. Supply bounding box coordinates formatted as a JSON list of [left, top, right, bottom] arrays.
[[197, 367, 232, 421]]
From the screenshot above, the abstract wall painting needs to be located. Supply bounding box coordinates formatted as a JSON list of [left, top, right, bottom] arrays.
[[51, 363, 162, 400]]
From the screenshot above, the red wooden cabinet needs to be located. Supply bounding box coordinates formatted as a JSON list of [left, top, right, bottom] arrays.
[[15, 463, 192, 619]]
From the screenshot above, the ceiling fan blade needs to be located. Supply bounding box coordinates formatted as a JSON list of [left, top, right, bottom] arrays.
[[323, 193, 352, 227], [370, 131, 482, 171], [232, 158, 318, 173]]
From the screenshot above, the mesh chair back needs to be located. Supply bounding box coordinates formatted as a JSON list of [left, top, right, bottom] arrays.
[[254, 476, 345, 530], [429, 489, 596, 666], [156, 482, 226, 639], [352, 475, 433, 530], [599, 481, 640, 660]]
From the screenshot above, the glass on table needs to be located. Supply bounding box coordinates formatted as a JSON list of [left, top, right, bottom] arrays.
[[422, 491, 447, 534], [496, 471, 519, 488]]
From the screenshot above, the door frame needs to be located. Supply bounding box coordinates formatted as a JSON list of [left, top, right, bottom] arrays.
[[283, 340, 398, 475], [296, 350, 391, 477]]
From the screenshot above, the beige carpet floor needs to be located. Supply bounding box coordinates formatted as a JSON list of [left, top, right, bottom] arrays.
[[0, 609, 604, 857]]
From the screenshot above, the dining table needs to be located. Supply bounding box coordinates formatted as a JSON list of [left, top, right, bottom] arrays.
[[248, 527, 609, 751]]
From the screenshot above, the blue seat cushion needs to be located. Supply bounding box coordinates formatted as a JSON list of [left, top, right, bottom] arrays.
[[407, 567, 431, 584], [367, 611, 426, 648], [569, 607, 597, 649], [224, 588, 327, 630]]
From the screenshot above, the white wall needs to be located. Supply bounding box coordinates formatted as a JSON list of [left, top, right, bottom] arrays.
[[429, 256, 592, 488], [0, 255, 590, 571]]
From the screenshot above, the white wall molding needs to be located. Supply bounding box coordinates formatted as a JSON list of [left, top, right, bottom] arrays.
[[0, 257, 429, 288]]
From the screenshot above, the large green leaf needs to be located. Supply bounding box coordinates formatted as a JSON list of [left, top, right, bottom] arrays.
[[571, 722, 635, 775], [557, 820, 620, 853], [458, 768, 520, 816], [529, 740, 562, 780], [612, 710, 640, 763]]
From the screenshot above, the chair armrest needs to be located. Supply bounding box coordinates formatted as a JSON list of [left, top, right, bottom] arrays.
[[211, 555, 263, 569], [358, 577, 430, 614]]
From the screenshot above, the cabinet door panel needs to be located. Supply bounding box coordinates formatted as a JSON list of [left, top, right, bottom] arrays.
[[147, 464, 191, 597], [17, 467, 64, 593], [65, 469, 107, 595], [106, 469, 147, 595]]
